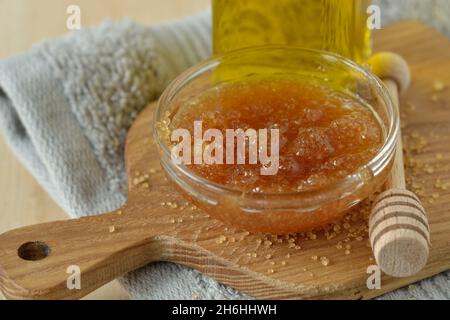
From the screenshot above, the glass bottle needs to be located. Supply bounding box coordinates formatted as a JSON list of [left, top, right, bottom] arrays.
[[212, 0, 372, 64]]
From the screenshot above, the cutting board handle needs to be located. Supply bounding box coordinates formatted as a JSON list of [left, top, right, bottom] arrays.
[[0, 209, 163, 299]]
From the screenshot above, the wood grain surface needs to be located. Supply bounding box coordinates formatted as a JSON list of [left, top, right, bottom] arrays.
[[0, 0, 210, 301], [0, 21, 449, 300]]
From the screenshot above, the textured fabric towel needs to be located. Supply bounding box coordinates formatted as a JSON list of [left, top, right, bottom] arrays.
[[1, 2, 450, 300]]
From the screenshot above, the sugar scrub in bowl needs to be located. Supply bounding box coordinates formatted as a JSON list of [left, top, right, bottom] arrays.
[[154, 47, 398, 234]]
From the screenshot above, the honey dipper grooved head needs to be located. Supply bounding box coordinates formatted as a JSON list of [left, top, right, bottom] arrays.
[[368, 52, 411, 94], [369, 189, 430, 278]]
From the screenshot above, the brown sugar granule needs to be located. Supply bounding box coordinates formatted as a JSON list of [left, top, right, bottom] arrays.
[[109, 225, 116, 233], [191, 292, 200, 300], [320, 256, 330, 266], [307, 232, 317, 240], [264, 240, 273, 248], [132, 174, 149, 187], [424, 166, 435, 174], [406, 102, 416, 112], [326, 233, 337, 240], [433, 80, 445, 92], [216, 235, 227, 244], [435, 178, 450, 190]]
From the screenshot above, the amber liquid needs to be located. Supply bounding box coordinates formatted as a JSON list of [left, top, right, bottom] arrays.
[[213, 0, 372, 64]]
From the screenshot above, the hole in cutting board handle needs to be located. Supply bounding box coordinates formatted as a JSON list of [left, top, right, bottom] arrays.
[[18, 241, 50, 261]]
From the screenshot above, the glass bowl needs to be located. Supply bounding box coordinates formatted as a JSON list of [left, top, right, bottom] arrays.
[[153, 47, 398, 234]]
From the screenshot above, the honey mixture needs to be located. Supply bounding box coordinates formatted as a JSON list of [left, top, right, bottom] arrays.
[[170, 77, 384, 193]]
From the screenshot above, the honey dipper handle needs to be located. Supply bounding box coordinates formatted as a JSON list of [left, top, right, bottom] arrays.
[[368, 52, 430, 278], [0, 209, 162, 299], [384, 80, 406, 190]]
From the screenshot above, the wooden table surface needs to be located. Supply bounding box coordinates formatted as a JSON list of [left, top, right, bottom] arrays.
[[0, 0, 210, 300]]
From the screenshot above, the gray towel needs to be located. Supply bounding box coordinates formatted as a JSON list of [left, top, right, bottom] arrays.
[[0, 4, 449, 300]]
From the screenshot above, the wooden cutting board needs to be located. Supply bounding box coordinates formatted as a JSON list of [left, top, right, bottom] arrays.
[[0, 21, 450, 300]]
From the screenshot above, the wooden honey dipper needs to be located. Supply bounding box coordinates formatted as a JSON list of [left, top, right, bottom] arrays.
[[368, 52, 430, 278]]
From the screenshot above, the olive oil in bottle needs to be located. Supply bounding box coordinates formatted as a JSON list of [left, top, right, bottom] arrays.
[[212, 0, 372, 64]]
